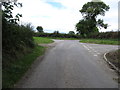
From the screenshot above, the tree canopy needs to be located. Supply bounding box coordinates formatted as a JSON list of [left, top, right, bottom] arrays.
[[2, 1, 22, 24], [80, 1, 109, 19], [68, 31, 75, 35], [76, 0, 110, 37]]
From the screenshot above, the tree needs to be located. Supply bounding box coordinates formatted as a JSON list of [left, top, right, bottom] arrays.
[[76, 0, 110, 37], [68, 31, 75, 35], [80, 0, 109, 20], [76, 19, 89, 37], [36, 26, 44, 33], [2, 1, 22, 24], [76, 19, 99, 37]]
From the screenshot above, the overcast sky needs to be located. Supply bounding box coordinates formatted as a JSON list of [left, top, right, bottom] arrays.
[[13, 0, 119, 33]]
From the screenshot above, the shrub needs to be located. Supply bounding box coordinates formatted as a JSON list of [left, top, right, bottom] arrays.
[[2, 20, 35, 66]]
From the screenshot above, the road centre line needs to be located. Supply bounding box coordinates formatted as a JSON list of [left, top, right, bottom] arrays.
[[88, 50, 91, 52], [94, 51, 97, 52], [89, 47, 92, 48], [83, 45, 90, 50], [97, 53, 100, 54]]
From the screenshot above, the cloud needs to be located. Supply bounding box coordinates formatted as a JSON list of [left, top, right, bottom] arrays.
[[12, 0, 118, 33]]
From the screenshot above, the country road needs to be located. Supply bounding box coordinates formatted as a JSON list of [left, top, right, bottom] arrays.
[[15, 40, 118, 88]]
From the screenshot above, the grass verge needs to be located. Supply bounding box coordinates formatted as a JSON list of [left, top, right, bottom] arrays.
[[106, 49, 120, 83], [33, 37, 54, 44], [80, 39, 119, 45], [106, 49, 120, 70], [2, 46, 45, 88], [34, 36, 79, 41], [3, 37, 54, 88]]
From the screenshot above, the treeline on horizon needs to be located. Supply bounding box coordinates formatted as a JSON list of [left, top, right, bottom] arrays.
[[34, 31, 119, 39]]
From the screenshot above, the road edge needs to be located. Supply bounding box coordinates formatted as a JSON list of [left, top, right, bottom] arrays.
[[104, 52, 120, 73], [14, 42, 57, 88]]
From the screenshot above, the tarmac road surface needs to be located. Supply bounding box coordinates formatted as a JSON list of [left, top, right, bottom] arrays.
[[15, 40, 118, 88]]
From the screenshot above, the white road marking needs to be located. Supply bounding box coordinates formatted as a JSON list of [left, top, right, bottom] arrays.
[[83, 45, 100, 56], [97, 53, 100, 54], [94, 51, 97, 52], [87, 48, 90, 50], [94, 55, 98, 56], [83, 45, 90, 50]]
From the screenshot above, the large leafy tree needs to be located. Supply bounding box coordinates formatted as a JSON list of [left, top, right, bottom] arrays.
[[76, 0, 110, 37]]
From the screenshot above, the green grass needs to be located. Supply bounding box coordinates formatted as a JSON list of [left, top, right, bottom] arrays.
[[34, 37, 79, 41], [80, 39, 119, 45], [3, 46, 45, 88], [33, 37, 54, 44]]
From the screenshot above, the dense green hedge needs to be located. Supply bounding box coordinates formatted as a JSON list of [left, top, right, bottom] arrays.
[[2, 1, 35, 66], [34, 31, 119, 40], [87, 31, 119, 39], [34, 32, 82, 38], [2, 19, 35, 66]]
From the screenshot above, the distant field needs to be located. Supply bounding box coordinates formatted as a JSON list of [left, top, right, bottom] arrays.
[[33, 37, 54, 44], [80, 39, 119, 45]]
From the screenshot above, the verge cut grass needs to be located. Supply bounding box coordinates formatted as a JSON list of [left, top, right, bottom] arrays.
[[33, 37, 54, 44], [80, 39, 119, 45]]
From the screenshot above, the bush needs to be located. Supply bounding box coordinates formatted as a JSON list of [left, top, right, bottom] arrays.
[[86, 31, 119, 39], [2, 19, 35, 66]]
